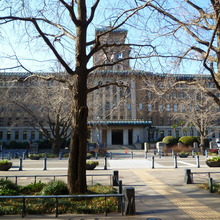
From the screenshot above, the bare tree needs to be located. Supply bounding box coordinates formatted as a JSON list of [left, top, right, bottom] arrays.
[[2, 77, 72, 154], [0, 1, 152, 194]]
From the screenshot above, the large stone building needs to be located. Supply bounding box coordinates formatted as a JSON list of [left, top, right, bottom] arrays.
[[0, 28, 220, 149]]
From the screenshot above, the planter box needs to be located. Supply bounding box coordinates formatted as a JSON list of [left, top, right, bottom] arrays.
[[30, 156, 41, 160], [178, 154, 188, 158], [206, 160, 220, 167], [86, 164, 97, 170], [0, 162, 12, 171]]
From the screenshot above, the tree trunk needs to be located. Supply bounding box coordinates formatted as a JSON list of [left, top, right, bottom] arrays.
[[67, 0, 88, 194], [200, 135, 205, 153], [51, 138, 62, 155]]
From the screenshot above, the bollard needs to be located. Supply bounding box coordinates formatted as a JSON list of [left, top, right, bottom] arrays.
[[145, 152, 147, 159], [104, 156, 107, 170], [218, 150, 220, 157], [43, 157, 47, 170], [205, 150, 208, 157], [151, 156, 154, 169], [192, 150, 195, 158], [123, 187, 136, 215], [23, 152, 25, 160], [110, 152, 112, 160], [119, 180, 122, 194], [172, 151, 174, 158], [159, 152, 161, 158], [131, 151, 133, 159], [113, 170, 119, 186], [184, 169, 193, 184], [174, 155, 178, 168], [154, 150, 156, 155], [59, 152, 62, 160], [95, 152, 98, 159], [19, 158, 22, 171], [209, 177, 213, 193], [45, 152, 47, 158], [196, 155, 200, 168]]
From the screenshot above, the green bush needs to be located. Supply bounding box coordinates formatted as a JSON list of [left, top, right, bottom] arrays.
[[179, 136, 198, 145], [0, 178, 20, 195], [41, 180, 68, 195], [20, 181, 46, 195], [162, 136, 178, 146]]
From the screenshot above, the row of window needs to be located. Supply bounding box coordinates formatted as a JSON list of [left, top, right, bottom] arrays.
[[0, 130, 44, 141]]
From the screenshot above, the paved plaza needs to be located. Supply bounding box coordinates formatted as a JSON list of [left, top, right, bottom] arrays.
[[0, 150, 220, 219]]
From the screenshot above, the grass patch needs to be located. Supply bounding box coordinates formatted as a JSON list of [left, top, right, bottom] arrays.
[[0, 179, 120, 215], [199, 182, 220, 194]]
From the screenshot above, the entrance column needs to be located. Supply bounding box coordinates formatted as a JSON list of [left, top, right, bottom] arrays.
[[107, 130, 112, 146], [123, 129, 128, 146]]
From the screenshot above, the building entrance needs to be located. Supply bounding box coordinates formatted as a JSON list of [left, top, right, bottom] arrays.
[[112, 130, 123, 145]]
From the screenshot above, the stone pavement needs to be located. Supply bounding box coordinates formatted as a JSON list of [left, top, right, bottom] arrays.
[[1, 151, 220, 219]]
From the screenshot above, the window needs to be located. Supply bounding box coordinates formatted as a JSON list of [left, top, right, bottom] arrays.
[[15, 131, 19, 140], [167, 117, 171, 125], [39, 132, 43, 140], [176, 130, 179, 138], [105, 102, 110, 110], [174, 104, 178, 112], [31, 131, 35, 140], [159, 104, 163, 112], [8, 118, 12, 126], [148, 117, 153, 122], [120, 104, 124, 110], [0, 131, 3, 139], [148, 92, 152, 99], [139, 103, 143, 111], [127, 103, 131, 110], [160, 130, 164, 138], [168, 130, 172, 136], [166, 104, 171, 112], [212, 130, 215, 138], [180, 93, 184, 99], [148, 104, 152, 111], [165, 93, 169, 99], [159, 117, 164, 125], [23, 131, 27, 140], [181, 105, 185, 112], [173, 93, 177, 99], [0, 118, 4, 126], [7, 131, 11, 140]]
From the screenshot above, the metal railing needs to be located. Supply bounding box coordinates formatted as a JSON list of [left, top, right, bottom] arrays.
[[0, 194, 124, 218], [0, 174, 113, 185]]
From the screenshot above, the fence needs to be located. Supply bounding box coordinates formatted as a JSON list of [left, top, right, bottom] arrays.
[[0, 194, 124, 218], [0, 174, 113, 186]]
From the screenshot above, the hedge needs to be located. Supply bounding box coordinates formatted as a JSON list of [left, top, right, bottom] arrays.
[[162, 136, 178, 146]]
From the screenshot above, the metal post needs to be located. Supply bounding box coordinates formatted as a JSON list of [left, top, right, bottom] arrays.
[[22, 197, 26, 218], [131, 151, 133, 159], [8, 152, 11, 160], [19, 158, 23, 171], [196, 155, 200, 168], [110, 152, 112, 159], [184, 169, 193, 184], [95, 152, 98, 159], [205, 150, 208, 157], [151, 156, 154, 169], [192, 150, 195, 158], [43, 157, 47, 170], [59, 152, 62, 160], [174, 155, 177, 168], [119, 180, 122, 194], [209, 177, 213, 193], [172, 151, 174, 158], [45, 152, 47, 158], [104, 156, 107, 170], [113, 170, 119, 186], [159, 151, 161, 158], [23, 152, 25, 160], [145, 152, 147, 159], [124, 187, 136, 215]]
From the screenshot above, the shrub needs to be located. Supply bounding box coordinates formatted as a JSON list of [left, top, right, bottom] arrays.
[[162, 136, 178, 146], [0, 160, 10, 165], [41, 180, 68, 195], [178, 136, 197, 146], [20, 181, 46, 195], [207, 156, 220, 162], [0, 178, 20, 195]]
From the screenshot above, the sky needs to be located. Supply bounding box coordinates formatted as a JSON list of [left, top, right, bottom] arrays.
[[0, 0, 213, 76]]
